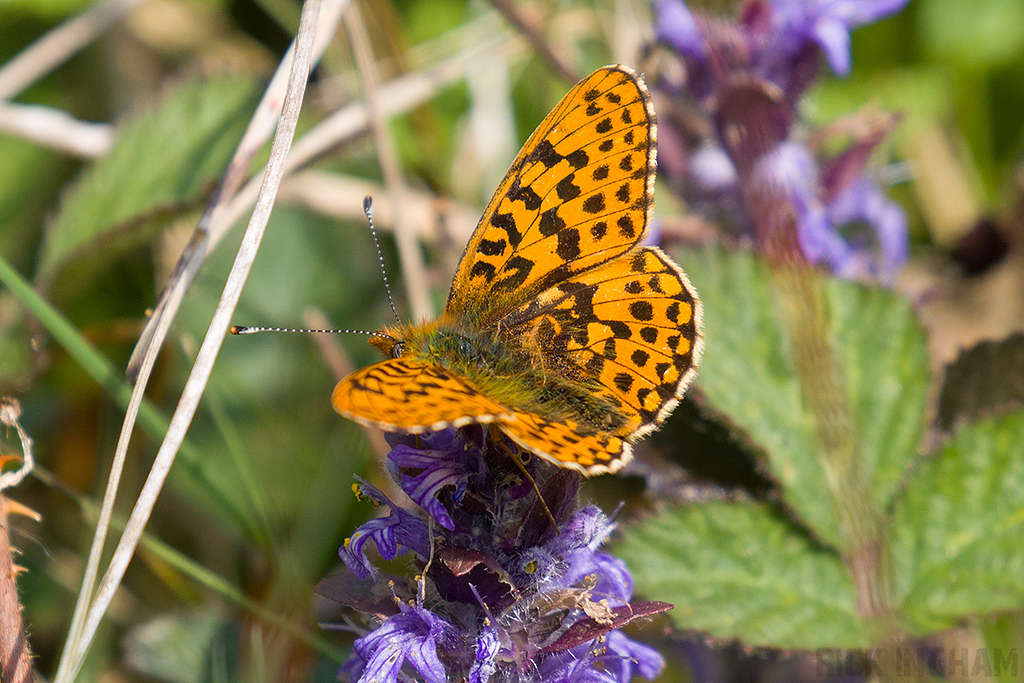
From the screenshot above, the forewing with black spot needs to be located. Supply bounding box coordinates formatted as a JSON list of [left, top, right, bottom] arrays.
[[446, 66, 657, 325]]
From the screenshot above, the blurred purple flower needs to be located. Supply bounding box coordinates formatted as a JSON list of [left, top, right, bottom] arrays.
[[323, 429, 671, 682], [772, 0, 911, 75], [651, 0, 910, 283], [827, 175, 908, 281]]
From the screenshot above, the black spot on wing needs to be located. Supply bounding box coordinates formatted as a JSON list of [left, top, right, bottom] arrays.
[[582, 194, 606, 214], [556, 174, 581, 202], [478, 238, 506, 256], [617, 215, 635, 238], [630, 301, 654, 321], [470, 261, 496, 282], [631, 349, 650, 367], [493, 256, 533, 293], [510, 185, 542, 210], [539, 208, 565, 237], [666, 301, 681, 322], [609, 320, 631, 339], [566, 149, 589, 169], [491, 211, 522, 248], [556, 229, 581, 261], [613, 373, 634, 392], [526, 139, 563, 168], [615, 183, 631, 204]]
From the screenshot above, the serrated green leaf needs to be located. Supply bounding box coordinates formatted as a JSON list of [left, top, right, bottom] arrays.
[[674, 247, 930, 547], [38, 75, 260, 289], [616, 501, 870, 649], [891, 411, 1024, 634]]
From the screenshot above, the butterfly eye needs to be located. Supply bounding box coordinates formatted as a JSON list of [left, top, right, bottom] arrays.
[[392, 341, 406, 358], [459, 338, 472, 356]]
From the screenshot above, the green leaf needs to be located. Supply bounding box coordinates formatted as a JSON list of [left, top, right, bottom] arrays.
[[37, 75, 260, 290], [616, 500, 870, 649], [674, 247, 930, 547], [891, 410, 1024, 634]]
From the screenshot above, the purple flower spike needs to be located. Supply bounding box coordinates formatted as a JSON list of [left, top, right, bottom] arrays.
[[651, 0, 910, 283], [323, 429, 672, 682]]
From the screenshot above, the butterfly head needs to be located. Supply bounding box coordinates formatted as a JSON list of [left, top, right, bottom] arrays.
[[368, 327, 403, 358]]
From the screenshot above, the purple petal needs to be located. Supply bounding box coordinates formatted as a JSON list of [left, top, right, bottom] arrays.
[[358, 645, 404, 683], [653, 0, 704, 60], [690, 143, 739, 192], [812, 16, 853, 74], [590, 553, 634, 603], [603, 630, 667, 681], [824, 0, 912, 26], [468, 626, 500, 683], [388, 441, 481, 530], [749, 141, 831, 257], [536, 650, 620, 683], [827, 176, 908, 281], [770, 0, 910, 75], [352, 606, 454, 683], [339, 480, 430, 579]]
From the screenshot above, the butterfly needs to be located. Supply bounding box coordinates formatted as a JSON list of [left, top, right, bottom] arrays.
[[332, 65, 702, 475]]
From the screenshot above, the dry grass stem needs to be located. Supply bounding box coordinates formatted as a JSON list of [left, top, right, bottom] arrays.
[[345, 0, 432, 320], [53, 0, 322, 678], [278, 170, 478, 243], [0, 102, 113, 158]]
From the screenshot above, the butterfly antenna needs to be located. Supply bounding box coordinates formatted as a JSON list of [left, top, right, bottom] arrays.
[[364, 196, 402, 324], [230, 326, 394, 342]]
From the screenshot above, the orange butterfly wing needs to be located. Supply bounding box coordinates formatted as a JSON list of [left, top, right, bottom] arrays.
[[332, 358, 513, 433], [501, 246, 702, 440], [499, 412, 630, 475], [446, 66, 656, 326]]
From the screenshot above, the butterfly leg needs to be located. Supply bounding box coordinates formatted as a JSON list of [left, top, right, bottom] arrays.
[[488, 424, 561, 534]]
